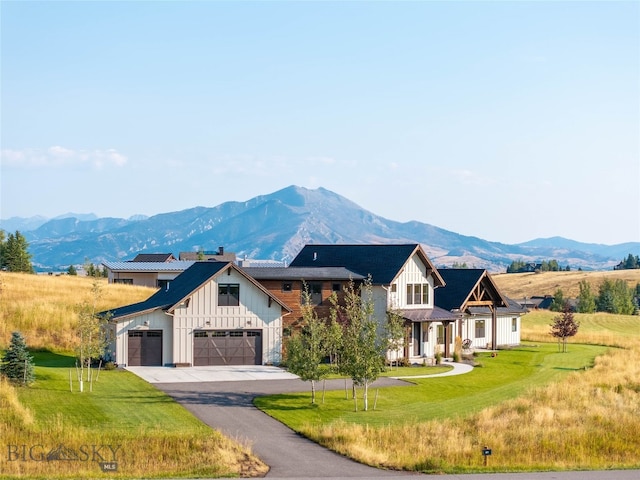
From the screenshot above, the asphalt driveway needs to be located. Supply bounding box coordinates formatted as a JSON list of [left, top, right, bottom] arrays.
[[156, 375, 415, 478]]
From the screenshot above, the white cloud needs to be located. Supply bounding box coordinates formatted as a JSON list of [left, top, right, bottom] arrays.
[[450, 168, 496, 186], [1, 146, 128, 169]]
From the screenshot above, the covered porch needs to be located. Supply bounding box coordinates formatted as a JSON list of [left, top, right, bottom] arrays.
[[400, 306, 462, 363]]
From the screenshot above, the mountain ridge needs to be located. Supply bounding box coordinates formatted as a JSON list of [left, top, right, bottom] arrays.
[[1, 185, 637, 272]]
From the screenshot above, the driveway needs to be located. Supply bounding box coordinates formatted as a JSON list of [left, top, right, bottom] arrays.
[[135, 366, 640, 480]]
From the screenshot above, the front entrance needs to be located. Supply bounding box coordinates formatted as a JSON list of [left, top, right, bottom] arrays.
[[193, 330, 262, 366], [128, 330, 163, 366]]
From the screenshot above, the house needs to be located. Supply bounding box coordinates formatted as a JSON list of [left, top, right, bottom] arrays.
[[239, 266, 365, 333], [102, 262, 291, 367], [436, 269, 527, 353], [179, 246, 236, 263], [103, 260, 195, 289], [290, 245, 524, 362], [289, 244, 457, 361]]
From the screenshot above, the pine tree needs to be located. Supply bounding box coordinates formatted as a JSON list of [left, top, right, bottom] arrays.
[[1, 231, 34, 273], [1, 332, 35, 385]]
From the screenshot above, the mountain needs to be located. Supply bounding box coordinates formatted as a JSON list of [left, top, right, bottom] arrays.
[[8, 185, 638, 272]]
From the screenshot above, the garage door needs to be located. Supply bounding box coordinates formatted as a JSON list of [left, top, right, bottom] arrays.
[[128, 330, 163, 366], [193, 330, 262, 366]]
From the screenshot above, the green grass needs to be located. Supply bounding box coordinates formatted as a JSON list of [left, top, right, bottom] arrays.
[[322, 364, 453, 380], [2, 351, 266, 479], [20, 351, 204, 432], [255, 343, 608, 429]]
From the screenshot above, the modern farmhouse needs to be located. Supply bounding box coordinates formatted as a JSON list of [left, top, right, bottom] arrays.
[[102, 243, 526, 367]]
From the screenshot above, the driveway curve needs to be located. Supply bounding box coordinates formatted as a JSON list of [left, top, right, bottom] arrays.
[[156, 376, 417, 478]]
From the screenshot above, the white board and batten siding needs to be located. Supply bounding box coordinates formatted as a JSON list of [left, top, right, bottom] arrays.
[[171, 270, 283, 365], [391, 254, 436, 309]]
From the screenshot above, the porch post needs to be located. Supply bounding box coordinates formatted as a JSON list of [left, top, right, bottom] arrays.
[[491, 304, 497, 350], [443, 321, 451, 358]]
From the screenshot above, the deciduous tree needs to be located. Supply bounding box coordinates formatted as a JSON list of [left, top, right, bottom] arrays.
[[550, 303, 580, 353], [576, 280, 596, 313]]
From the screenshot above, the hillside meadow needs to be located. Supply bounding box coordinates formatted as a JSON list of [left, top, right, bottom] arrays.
[[0, 272, 266, 479], [492, 268, 640, 298]]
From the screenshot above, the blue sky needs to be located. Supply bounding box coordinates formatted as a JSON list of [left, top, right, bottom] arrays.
[[1, 1, 638, 245]]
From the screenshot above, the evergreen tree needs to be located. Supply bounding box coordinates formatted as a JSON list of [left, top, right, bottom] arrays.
[[576, 280, 596, 313], [1, 231, 34, 273], [550, 303, 580, 353], [0, 332, 35, 385], [67, 264, 78, 276]]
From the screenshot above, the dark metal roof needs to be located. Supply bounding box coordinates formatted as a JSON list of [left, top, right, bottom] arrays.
[[240, 266, 364, 281], [289, 244, 444, 286], [400, 307, 461, 323], [103, 261, 229, 320], [467, 297, 528, 315], [103, 261, 292, 320], [131, 253, 176, 262]]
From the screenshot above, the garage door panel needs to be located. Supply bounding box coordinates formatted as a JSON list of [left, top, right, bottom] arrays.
[[128, 330, 162, 366], [193, 330, 261, 366]]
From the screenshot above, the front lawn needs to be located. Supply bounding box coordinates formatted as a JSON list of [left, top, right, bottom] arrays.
[[256, 343, 606, 429], [1, 351, 266, 479]]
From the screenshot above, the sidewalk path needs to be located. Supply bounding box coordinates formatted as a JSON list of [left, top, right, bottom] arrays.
[[391, 361, 474, 379]]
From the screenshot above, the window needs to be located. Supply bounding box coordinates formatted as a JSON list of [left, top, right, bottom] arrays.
[[512, 318, 518, 332], [406, 283, 430, 305], [218, 284, 240, 306], [114, 278, 133, 285], [475, 320, 486, 338], [332, 283, 341, 292], [282, 282, 292, 292], [229, 331, 243, 337], [157, 279, 170, 290], [437, 325, 445, 344], [391, 284, 397, 293], [303, 282, 322, 305], [194, 331, 208, 338]]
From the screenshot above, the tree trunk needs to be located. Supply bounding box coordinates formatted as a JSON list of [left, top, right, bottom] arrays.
[[363, 382, 369, 411], [311, 380, 316, 404]]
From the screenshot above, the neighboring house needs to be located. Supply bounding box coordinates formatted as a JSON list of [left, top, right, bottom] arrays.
[[436, 269, 526, 354], [240, 266, 365, 333], [179, 246, 236, 263], [103, 261, 195, 289], [131, 253, 176, 262], [101, 262, 291, 367]]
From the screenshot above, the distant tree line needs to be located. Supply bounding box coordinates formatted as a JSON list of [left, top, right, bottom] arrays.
[[507, 259, 570, 273], [614, 254, 640, 270], [551, 279, 639, 315], [0, 230, 34, 273]]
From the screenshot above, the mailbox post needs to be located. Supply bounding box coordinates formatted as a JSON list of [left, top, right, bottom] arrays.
[[482, 446, 492, 466]]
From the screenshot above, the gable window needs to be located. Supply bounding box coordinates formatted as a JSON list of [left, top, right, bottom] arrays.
[[218, 284, 240, 307], [406, 283, 430, 305], [475, 320, 486, 338], [512, 317, 518, 332]]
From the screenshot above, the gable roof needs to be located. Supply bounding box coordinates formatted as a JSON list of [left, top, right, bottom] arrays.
[[131, 253, 176, 262], [435, 269, 509, 312], [289, 244, 444, 286], [103, 262, 290, 321]]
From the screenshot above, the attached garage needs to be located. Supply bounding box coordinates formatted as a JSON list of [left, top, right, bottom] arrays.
[[193, 330, 262, 366], [128, 330, 163, 366]]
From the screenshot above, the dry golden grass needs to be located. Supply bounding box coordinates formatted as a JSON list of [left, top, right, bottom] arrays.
[[301, 310, 640, 473], [0, 272, 153, 350], [492, 269, 640, 298]]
